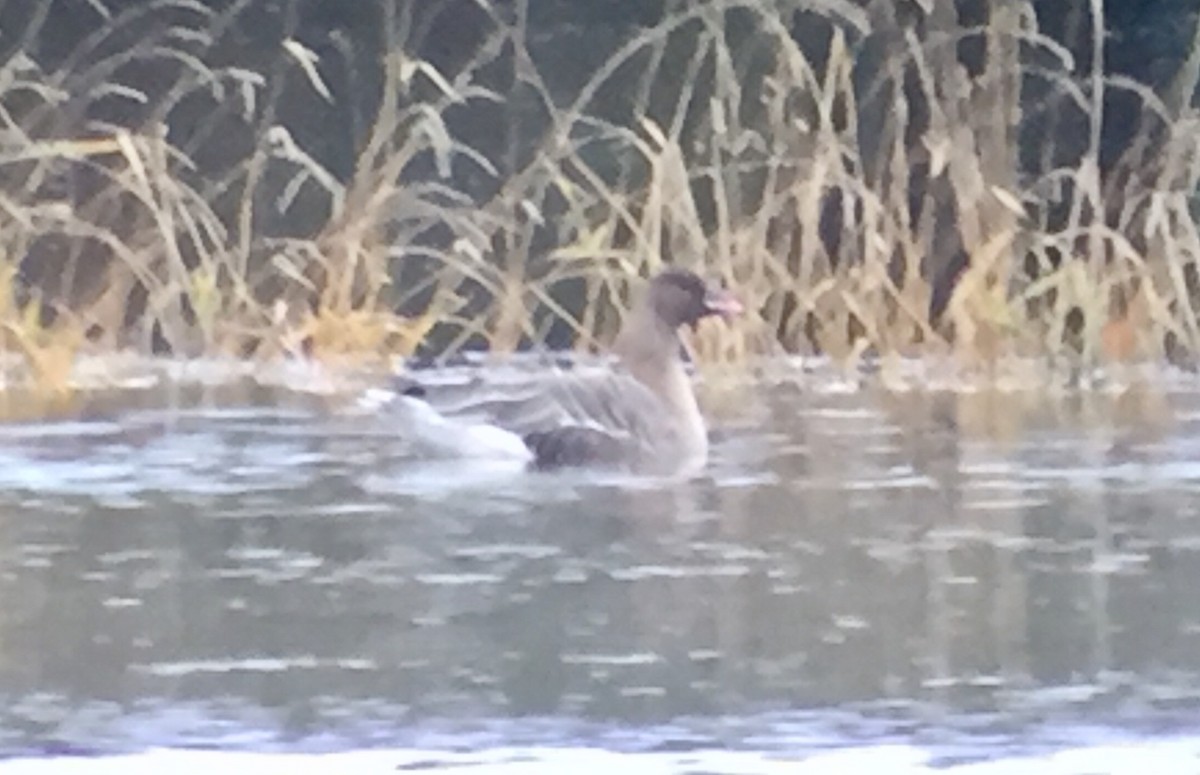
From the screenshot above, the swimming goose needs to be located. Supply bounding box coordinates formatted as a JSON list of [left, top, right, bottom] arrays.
[[382, 268, 742, 475]]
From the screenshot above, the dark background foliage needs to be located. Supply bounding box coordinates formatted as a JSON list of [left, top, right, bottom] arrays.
[[1, 0, 1197, 358], [8, 0, 1193, 193]]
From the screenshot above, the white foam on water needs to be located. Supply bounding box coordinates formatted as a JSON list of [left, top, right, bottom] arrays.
[[3, 737, 1200, 775]]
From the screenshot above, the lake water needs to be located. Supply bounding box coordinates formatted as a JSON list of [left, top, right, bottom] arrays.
[[1, 356, 1200, 774]]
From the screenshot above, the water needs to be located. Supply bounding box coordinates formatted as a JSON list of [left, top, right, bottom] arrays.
[[1, 357, 1200, 773]]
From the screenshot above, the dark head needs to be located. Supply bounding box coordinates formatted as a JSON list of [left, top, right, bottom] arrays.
[[645, 268, 743, 330]]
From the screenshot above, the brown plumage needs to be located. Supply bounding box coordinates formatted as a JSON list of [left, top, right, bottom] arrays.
[[389, 268, 742, 475]]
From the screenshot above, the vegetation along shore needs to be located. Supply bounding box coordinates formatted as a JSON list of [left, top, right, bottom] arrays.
[[2, 0, 1198, 393]]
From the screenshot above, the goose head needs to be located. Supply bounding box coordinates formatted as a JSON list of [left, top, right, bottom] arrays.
[[645, 268, 743, 332]]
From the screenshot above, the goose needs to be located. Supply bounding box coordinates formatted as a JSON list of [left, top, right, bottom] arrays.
[[379, 268, 742, 476]]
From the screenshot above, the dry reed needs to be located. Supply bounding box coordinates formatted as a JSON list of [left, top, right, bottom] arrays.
[[0, 0, 1197, 392]]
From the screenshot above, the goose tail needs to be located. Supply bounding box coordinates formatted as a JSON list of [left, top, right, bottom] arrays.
[[358, 385, 533, 462]]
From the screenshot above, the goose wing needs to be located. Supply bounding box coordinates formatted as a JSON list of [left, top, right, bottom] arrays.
[[390, 366, 673, 468]]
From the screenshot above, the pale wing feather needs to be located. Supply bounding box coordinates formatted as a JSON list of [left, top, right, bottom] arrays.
[[394, 367, 673, 463]]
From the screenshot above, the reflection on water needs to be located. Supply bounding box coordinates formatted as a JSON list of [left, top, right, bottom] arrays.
[[0, 358, 1199, 769]]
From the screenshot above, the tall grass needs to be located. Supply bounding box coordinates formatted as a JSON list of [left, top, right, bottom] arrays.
[[1, 0, 1198, 390]]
